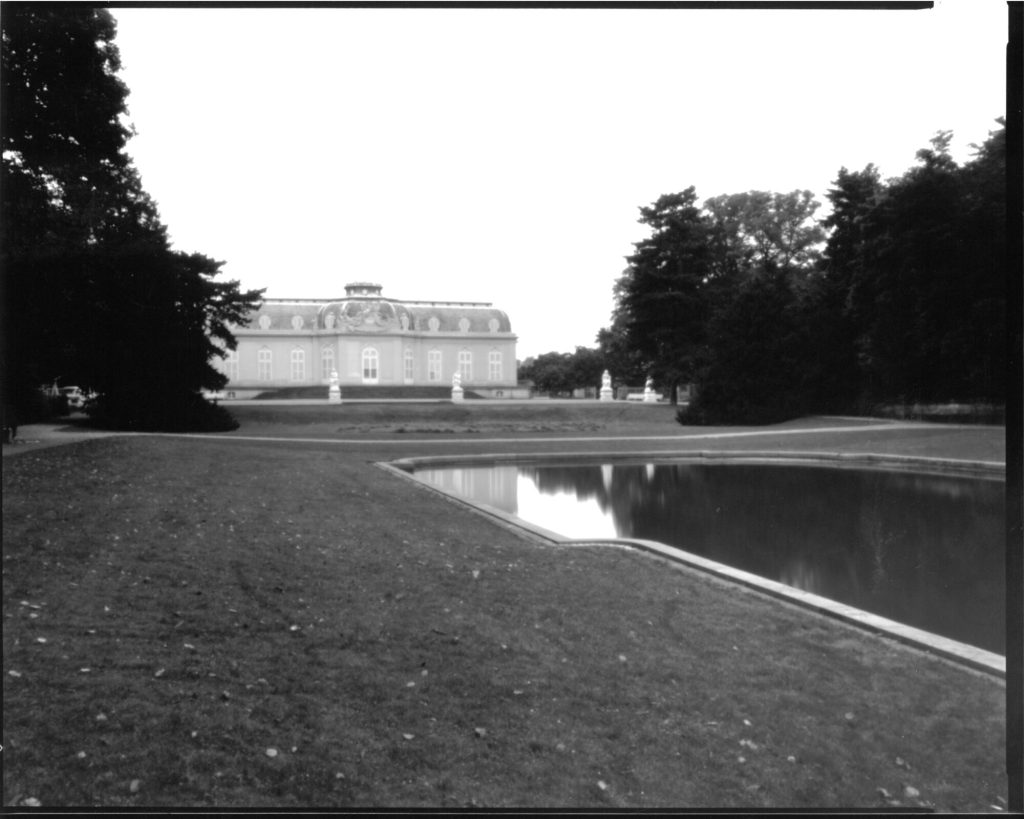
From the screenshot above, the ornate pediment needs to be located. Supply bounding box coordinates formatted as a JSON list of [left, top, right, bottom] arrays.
[[335, 300, 400, 332]]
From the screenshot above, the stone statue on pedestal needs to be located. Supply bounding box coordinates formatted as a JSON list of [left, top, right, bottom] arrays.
[[643, 376, 657, 403], [599, 369, 613, 402]]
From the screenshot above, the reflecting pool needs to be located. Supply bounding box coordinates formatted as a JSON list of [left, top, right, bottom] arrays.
[[415, 461, 1005, 654]]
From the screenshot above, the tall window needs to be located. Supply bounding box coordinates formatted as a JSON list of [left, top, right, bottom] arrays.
[[488, 350, 502, 382], [321, 346, 335, 380], [427, 349, 442, 382], [290, 348, 305, 382], [225, 349, 239, 382], [404, 348, 414, 383], [257, 348, 272, 381], [458, 350, 472, 382], [362, 347, 379, 383]]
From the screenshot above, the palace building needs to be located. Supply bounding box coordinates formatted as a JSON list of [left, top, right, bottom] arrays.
[[216, 282, 518, 397]]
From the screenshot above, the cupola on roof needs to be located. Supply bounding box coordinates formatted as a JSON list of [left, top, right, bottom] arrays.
[[344, 282, 383, 298]]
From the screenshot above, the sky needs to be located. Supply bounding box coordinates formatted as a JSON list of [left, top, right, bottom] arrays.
[[109, 1, 1008, 361]]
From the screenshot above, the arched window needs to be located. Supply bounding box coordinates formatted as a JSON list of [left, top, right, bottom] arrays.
[[257, 348, 272, 381], [290, 348, 305, 382], [427, 349, 442, 382], [488, 350, 502, 382], [404, 348, 414, 383], [362, 347, 379, 383], [321, 346, 335, 380], [224, 349, 239, 382], [458, 350, 472, 382]]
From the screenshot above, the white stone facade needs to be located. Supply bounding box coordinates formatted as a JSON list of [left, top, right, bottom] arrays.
[[217, 282, 518, 393]]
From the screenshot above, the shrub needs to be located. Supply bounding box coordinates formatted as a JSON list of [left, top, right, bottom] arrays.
[[86, 389, 239, 432]]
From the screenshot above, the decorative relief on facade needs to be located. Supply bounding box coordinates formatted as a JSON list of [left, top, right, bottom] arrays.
[[292, 315, 304, 330], [400, 313, 410, 331], [337, 301, 399, 333], [488, 318, 499, 333], [458, 317, 471, 333], [258, 315, 272, 330], [325, 313, 336, 329], [428, 316, 440, 332]]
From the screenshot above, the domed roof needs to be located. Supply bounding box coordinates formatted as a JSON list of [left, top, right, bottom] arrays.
[[248, 301, 321, 331], [241, 283, 513, 335]]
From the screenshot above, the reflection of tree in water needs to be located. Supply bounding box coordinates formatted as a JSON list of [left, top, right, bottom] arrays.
[[523, 463, 1005, 653], [523, 464, 672, 537], [861, 479, 901, 593]]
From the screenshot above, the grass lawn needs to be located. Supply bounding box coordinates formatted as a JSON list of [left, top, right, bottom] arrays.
[[2, 404, 1010, 809]]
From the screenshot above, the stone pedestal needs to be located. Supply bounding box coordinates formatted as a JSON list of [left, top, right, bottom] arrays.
[[451, 385, 464, 402], [599, 385, 614, 402], [329, 385, 341, 404]]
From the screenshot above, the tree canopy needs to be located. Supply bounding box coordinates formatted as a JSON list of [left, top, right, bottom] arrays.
[[609, 188, 719, 400], [703, 189, 825, 275], [836, 128, 1006, 404], [2, 5, 263, 430], [601, 122, 1005, 424], [519, 346, 608, 395]]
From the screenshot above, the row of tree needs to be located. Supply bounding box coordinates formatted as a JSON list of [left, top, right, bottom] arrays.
[[527, 123, 1005, 424], [1, 9, 1005, 430], [1, 6, 263, 430], [517, 347, 607, 395]]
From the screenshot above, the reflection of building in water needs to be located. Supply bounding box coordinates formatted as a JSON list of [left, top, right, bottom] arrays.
[[218, 282, 517, 395], [419, 466, 519, 514]]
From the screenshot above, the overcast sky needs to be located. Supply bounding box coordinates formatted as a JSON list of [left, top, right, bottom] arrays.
[[110, 1, 1007, 360]]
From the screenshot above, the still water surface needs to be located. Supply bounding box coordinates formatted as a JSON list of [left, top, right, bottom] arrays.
[[415, 462, 1005, 654]]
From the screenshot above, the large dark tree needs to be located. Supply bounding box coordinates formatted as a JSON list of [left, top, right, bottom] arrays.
[[611, 188, 720, 402], [2, 5, 262, 430], [797, 165, 886, 411], [674, 265, 809, 424], [669, 189, 825, 423], [683, 124, 1006, 424], [841, 127, 1006, 404], [941, 122, 1006, 403], [703, 189, 825, 277], [1, 5, 163, 250], [611, 124, 1004, 427]]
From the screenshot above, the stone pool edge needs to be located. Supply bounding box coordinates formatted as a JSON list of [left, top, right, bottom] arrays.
[[378, 450, 1006, 679]]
